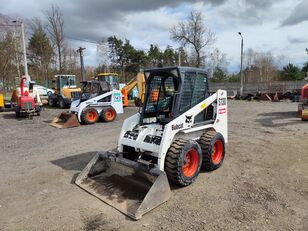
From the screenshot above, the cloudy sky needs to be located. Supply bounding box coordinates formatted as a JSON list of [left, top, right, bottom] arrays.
[[1, 0, 308, 72]]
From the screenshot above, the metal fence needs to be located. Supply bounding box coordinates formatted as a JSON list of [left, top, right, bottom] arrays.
[[210, 80, 308, 95]]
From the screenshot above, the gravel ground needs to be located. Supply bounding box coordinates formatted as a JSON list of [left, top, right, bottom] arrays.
[[0, 101, 307, 231]]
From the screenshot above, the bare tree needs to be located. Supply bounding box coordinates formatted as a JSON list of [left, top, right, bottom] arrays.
[[0, 32, 17, 91], [63, 45, 79, 72], [275, 54, 289, 70], [243, 49, 279, 83], [208, 48, 228, 76], [97, 38, 111, 68], [244, 48, 254, 68], [170, 10, 216, 67], [46, 4, 64, 72]]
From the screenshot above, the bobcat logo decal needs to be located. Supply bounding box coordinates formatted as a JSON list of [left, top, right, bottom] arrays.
[[185, 115, 192, 123]]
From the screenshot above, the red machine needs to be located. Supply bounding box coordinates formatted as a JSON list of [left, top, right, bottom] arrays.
[[14, 76, 41, 117], [298, 84, 308, 121]]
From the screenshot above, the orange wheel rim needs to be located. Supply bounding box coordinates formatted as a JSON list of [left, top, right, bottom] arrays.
[[212, 140, 223, 164], [182, 148, 199, 177], [105, 109, 115, 121], [86, 111, 97, 122]]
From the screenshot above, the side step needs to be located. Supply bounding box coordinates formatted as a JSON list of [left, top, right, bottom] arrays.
[[75, 152, 172, 220]]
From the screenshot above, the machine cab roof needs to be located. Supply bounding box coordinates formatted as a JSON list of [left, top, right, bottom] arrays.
[[54, 75, 77, 89], [95, 73, 119, 90]]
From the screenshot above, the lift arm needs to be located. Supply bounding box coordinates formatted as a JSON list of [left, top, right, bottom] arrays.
[[121, 73, 145, 106]]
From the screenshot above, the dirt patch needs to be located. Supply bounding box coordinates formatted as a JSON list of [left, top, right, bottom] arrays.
[[82, 213, 108, 231]]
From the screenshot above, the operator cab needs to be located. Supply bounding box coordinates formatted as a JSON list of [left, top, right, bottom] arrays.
[[95, 73, 119, 90], [80, 81, 113, 102], [54, 75, 77, 89], [141, 67, 211, 125]]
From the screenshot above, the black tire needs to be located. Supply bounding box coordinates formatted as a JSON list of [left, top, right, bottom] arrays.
[[81, 107, 99, 124], [48, 95, 55, 107], [199, 131, 225, 171], [15, 109, 20, 118], [59, 97, 66, 109], [48, 98, 53, 107], [35, 105, 41, 116], [101, 107, 117, 122], [165, 138, 202, 186]]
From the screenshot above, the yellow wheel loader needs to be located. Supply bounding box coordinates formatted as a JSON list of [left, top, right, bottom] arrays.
[[48, 75, 81, 108], [76, 67, 228, 219]]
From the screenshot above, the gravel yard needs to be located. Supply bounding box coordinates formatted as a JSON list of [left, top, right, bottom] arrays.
[[0, 100, 307, 231]]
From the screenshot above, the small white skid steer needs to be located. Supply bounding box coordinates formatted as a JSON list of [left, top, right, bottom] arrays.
[[76, 67, 228, 219], [50, 81, 123, 128]]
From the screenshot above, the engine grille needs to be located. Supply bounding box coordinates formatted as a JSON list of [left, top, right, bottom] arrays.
[[22, 102, 33, 110], [71, 91, 81, 100], [124, 131, 138, 140], [143, 135, 162, 145]]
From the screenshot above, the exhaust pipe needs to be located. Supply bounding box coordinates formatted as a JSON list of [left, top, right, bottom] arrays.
[[75, 151, 172, 220]]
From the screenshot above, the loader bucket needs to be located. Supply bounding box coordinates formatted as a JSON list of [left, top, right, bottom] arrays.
[[50, 112, 80, 128], [75, 152, 172, 220]]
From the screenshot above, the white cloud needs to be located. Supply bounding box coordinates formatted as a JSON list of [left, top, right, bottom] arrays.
[[0, 0, 307, 71], [281, 0, 308, 26]]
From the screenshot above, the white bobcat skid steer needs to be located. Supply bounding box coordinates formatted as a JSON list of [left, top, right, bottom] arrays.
[[76, 67, 228, 219], [70, 80, 123, 124], [50, 81, 123, 128]]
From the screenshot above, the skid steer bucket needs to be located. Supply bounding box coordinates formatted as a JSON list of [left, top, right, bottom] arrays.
[[75, 152, 172, 220], [50, 112, 80, 128]]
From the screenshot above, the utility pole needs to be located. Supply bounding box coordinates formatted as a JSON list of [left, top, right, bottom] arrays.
[[178, 47, 181, 66], [77, 47, 86, 82], [238, 32, 244, 98], [170, 46, 182, 66]]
